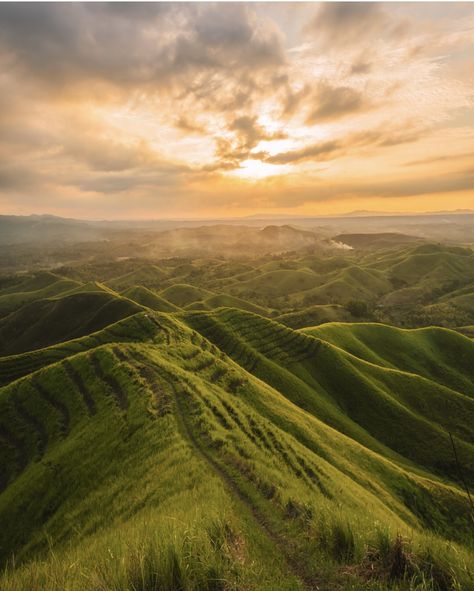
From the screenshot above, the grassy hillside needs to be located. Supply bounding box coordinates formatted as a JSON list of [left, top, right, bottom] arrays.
[[277, 304, 355, 329], [183, 309, 474, 478], [41, 242, 473, 327], [0, 313, 159, 387], [388, 247, 474, 288], [229, 269, 322, 299], [123, 285, 181, 312], [106, 264, 169, 291], [0, 292, 142, 355], [1, 241, 474, 591], [187, 293, 271, 316], [160, 283, 217, 307], [0, 271, 70, 296], [302, 322, 474, 397], [333, 233, 422, 250], [292, 266, 391, 306], [0, 273, 81, 317], [1, 310, 473, 591]]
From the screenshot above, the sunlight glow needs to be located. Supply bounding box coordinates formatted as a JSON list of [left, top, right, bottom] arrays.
[[227, 159, 289, 180]]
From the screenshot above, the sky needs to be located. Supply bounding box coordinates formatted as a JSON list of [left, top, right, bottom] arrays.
[[1, 2, 474, 220]]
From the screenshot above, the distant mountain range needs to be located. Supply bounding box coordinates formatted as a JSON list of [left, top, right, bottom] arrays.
[[2, 211, 473, 256]]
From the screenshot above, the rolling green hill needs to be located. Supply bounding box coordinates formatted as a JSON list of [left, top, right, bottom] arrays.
[[122, 285, 181, 312], [440, 290, 474, 317], [388, 247, 474, 288], [106, 264, 169, 292], [1, 242, 474, 591], [0, 271, 68, 296], [302, 322, 474, 396], [160, 283, 217, 307], [294, 266, 391, 306], [187, 293, 271, 316], [0, 273, 81, 318], [0, 292, 142, 355], [277, 304, 355, 329], [1, 309, 473, 591], [43, 242, 473, 326], [333, 233, 422, 250], [229, 269, 322, 299], [59, 281, 115, 296]]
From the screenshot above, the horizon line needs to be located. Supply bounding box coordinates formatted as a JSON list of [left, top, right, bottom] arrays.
[[2, 208, 474, 224]]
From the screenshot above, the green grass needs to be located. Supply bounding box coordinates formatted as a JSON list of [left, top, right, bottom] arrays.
[[160, 283, 217, 307], [187, 293, 271, 316], [0, 312, 162, 387], [105, 264, 169, 292], [183, 309, 474, 488], [2, 309, 473, 589], [228, 269, 322, 298], [302, 322, 474, 395], [389, 250, 474, 288], [1, 244, 474, 590], [332, 233, 423, 250], [122, 285, 181, 312], [0, 292, 143, 355], [277, 304, 355, 328], [0, 276, 81, 317], [0, 272, 73, 296]]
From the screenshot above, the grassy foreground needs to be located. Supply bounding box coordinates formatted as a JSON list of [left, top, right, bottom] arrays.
[[0, 307, 473, 590]]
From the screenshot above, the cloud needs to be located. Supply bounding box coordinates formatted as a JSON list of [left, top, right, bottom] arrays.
[[209, 115, 288, 170], [307, 83, 367, 123], [60, 137, 155, 173], [0, 3, 291, 193], [263, 168, 474, 209], [175, 117, 206, 135], [71, 166, 185, 194], [0, 3, 285, 94], [404, 152, 474, 167], [231, 116, 286, 149], [282, 84, 311, 117], [0, 165, 44, 191], [365, 169, 474, 198], [264, 140, 342, 165], [261, 124, 425, 165], [0, 2, 473, 218], [350, 60, 372, 75], [307, 2, 409, 49]]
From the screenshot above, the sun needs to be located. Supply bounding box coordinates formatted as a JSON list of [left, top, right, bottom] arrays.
[[227, 159, 289, 180]]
